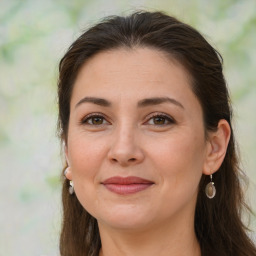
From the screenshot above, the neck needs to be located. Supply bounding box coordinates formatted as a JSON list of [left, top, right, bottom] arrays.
[[98, 211, 201, 256]]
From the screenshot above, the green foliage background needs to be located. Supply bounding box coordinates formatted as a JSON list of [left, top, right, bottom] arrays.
[[0, 0, 255, 255]]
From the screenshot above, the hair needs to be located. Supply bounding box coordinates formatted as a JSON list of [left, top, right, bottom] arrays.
[[57, 10, 256, 256]]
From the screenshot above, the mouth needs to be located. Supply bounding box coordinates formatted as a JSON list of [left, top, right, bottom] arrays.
[[101, 176, 154, 195]]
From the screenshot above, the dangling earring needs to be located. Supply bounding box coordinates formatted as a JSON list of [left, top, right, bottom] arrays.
[[63, 167, 74, 195], [205, 174, 216, 199], [69, 180, 74, 195]]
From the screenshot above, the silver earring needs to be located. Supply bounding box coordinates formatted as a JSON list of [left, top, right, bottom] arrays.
[[63, 167, 74, 195], [69, 180, 74, 195], [64, 167, 69, 179], [205, 174, 216, 199]]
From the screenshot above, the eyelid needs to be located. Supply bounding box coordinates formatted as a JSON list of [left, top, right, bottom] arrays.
[[144, 112, 175, 125], [80, 112, 110, 125]]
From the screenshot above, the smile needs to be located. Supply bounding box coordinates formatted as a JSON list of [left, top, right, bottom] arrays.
[[101, 176, 154, 195]]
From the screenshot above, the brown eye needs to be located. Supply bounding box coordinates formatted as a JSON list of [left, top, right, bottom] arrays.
[[153, 116, 166, 125], [91, 116, 104, 125], [147, 114, 175, 126], [81, 114, 108, 126]]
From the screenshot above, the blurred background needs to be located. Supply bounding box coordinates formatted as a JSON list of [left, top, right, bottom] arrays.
[[0, 0, 255, 255]]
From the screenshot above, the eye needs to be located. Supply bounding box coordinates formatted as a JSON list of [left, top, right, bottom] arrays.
[[81, 114, 109, 126], [146, 113, 175, 126]]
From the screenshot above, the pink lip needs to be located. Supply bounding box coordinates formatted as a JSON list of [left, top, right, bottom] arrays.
[[102, 176, 154, 195]]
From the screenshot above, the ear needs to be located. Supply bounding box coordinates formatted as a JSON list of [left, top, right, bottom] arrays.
[[203, 119, 231, 175], [63, 141, 70, 165]]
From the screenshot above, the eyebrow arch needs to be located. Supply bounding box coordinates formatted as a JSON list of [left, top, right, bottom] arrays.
[[75, 97, 111, 108], [138, 97, 184, 109]]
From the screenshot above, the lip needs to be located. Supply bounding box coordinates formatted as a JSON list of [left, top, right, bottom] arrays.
[[101, 176, 154, 195]]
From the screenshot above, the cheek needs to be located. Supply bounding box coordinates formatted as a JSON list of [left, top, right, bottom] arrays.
[[151, 130, 205, 167], [149, 131, 206, 195], [67, 135, 108, 214], [67, 133, 108, 183]]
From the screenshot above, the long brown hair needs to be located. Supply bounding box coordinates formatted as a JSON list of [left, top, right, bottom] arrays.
[[57, 11, 256, 256]]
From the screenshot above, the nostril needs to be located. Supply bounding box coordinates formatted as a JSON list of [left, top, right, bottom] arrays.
[[129, 158, 136, 162]]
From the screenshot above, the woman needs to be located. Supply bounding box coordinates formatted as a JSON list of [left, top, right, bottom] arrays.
[[57, 11, 256, 256]]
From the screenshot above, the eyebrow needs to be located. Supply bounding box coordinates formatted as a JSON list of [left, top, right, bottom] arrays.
[[75, 96, 184, 109], [75, 97, 111, 108], [137, 97, 184, 109]]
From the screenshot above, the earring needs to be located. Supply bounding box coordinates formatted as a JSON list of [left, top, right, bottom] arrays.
[[69, 180, 74, 195], [205, 174, 216, 199], [64, 167, 69, 179], [63, 167, 74, 195]]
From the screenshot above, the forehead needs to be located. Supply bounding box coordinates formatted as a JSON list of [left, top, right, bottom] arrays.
[[75, 47, 191, 83], [70, 47, 196, 109]]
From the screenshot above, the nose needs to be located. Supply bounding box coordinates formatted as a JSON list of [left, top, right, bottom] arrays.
[[107, 125, 145, 167]]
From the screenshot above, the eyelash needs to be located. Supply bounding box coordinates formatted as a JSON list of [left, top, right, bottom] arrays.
[[80, 112, 175, 127], [146, 113, 175, 126], [80, 113, 109, 126]]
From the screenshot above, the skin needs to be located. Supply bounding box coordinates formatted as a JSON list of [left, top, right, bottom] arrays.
[[65, 47, 230, 256]]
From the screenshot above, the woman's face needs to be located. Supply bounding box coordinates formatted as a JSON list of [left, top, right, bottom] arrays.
[[65, 47, 211, 231]]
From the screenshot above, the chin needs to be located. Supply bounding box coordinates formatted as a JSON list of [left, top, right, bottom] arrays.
[[96, 206, 154, 230]]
